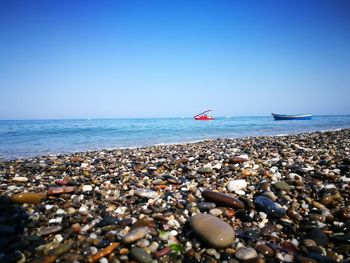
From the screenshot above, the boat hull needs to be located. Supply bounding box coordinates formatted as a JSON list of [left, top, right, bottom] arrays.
[[272, 113, 312, 120], [194, 116, 215, 120]]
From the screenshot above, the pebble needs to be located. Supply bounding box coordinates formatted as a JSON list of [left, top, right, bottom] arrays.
[[229, 155, 249, 163], [197, 202, 216, 212], [11, 177, 28, 183], [47, 186, 76, 195], [235, 247, 258, 260], [82, 185, 93, 192], [306, 228, 329, 246], [256, 243, 274, 257], [190, 213, 235, 248], [39, 225, 62, 236], [130, 247, 153, 263], [227, 179, 247, 193], [209, 208, 223, 216], [135, 189, 159, 199], [202, 190, 245, 209], [254, 196, 286, 218], [197, 167, 213, 174], [10, 192, 47, 204], [122, 227, 149, 244], [79, 205, 89, 216], [87, 242, 119, 263], [274, 181, 290, 192], [0, 129, 350, 262]]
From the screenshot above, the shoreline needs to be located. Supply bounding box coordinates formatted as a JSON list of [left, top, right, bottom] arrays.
[[0, 128, 349, 262], [2, 127, 349, 162]]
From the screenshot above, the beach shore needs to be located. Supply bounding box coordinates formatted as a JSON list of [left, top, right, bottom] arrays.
[[1, 129, 350, 262]]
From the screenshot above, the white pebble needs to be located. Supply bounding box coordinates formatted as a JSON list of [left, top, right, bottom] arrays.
[[227, 179, 247, 192], [82, 185, 93, 192], [79, 205, 89, 216], [55, 217, 63, 224], [99, 258, 108, 263], [259, 212, 267, 220], [56, 209, 66, 215], [54, 234, 63, 242], [45, 205, 54, 210]]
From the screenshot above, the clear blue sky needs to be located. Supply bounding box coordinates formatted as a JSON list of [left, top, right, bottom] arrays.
[[1, 0, 349, 119]]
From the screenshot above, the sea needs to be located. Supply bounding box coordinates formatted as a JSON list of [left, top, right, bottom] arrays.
[[1, 115, 350, 160]]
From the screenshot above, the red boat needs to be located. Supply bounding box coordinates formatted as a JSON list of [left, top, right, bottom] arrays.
[[194, 110, 215, 120]]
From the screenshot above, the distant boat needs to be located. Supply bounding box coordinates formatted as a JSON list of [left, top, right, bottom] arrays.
[[194, 110, 215, 120], [272, 113, 312, 120]]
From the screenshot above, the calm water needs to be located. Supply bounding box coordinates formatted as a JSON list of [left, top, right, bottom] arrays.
[[1, 116, 350, 160]]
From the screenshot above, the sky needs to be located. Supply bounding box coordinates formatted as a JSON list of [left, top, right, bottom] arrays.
[[0, 0, 350, 119]]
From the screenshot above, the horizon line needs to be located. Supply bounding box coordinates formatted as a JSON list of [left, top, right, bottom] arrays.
[[1, 114, 350, 121]]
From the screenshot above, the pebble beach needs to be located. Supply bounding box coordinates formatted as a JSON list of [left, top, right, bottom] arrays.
[[1, 128, 350, 263]]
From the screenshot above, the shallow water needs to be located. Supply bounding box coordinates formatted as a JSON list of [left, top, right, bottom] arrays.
[[1, 115, 350, 159]]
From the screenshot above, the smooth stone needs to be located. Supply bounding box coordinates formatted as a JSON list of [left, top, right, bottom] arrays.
[[122, 227, 149, 244], [261, 191, 277, 201], [135, 189, 159, 199], [197, 202, 216, 212], [47, 186, 76, 195], [235, 247, 258, 260], [227, 179, 247, 192], [11, 177, 28, 183], [302, 239, 317, 247], [174, 158, 189, 164], [79, 205, 89, 216], [273, 182, 290, 192], [309, 213, 325, 222], [101, 215, 119, 226], [256, 244, 274, 257], [82, 185, 93, 192], [320, 195, 334, 207], [190, 213, 235, 248], [39, 225, 62, 236], [130, 247, 153, 263], [306, 228, 329, 246], [209, 208, 223, 216], [43, 241, 61, 256], [10, 192, 47, 204], [254, 196, 286, 218], [202, 190, 245, 209], [229, 155, 249, 163], [235, 210, 253, 222], [197, 167, 213, 174]]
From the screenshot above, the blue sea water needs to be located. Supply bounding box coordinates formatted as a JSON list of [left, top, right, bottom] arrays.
[[0, 116, 350, 160]]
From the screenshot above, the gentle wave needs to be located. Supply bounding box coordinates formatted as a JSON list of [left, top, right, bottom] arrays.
[[0, 116, 350, 160]]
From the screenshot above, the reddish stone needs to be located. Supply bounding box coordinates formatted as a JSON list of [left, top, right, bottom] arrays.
[[155, 247, 172, 257], [48, 186, 76, 195], [202, 190, 245, 209], [55, 179, 69, 185]]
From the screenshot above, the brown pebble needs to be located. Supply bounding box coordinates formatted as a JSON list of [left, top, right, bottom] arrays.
[[309, 213, 325, 222], [256, 244, 274, 257], [320, 194, 334, 206], [119, 248, 129, 255], [48, 186, 76, 195], [87, 242, 119, 263], [10, 192, 47, 204], [229, 156, 249, 163], [190, 213, 235, 248], [202, 190, 244, 209], [155, 247, 172, 257]]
